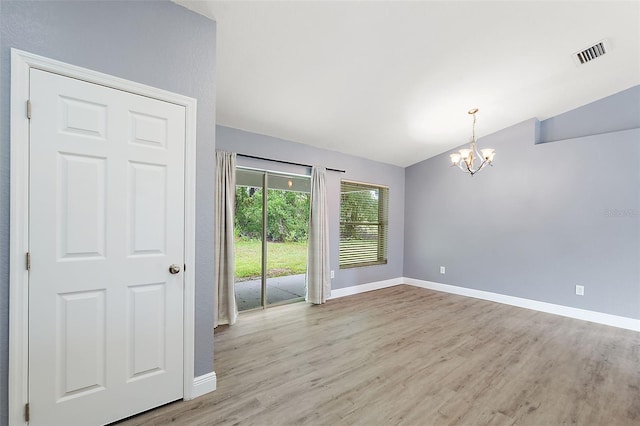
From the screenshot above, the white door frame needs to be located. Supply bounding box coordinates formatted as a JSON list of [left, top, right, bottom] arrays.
[[8, 49, 199, 425]]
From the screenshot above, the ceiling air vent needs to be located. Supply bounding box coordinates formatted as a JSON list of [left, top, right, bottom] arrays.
[[573, 39, 610, 65]]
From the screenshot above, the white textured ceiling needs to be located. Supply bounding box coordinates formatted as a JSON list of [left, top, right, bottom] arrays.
[[175, 0, 640, 167]]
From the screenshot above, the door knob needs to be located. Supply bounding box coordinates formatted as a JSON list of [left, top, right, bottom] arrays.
[[169, 264, 181, 274]]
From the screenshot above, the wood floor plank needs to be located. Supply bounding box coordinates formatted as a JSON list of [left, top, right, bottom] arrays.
[[117, 285, 640, 425]]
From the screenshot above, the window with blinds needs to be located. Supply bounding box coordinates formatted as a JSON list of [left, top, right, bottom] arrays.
[[339, 180, 389, 268]]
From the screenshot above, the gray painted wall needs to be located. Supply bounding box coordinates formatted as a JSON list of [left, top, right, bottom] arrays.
[[404, 87, 640, 319], [540, 85, 640, 143], [0, 2, 216, 422], [216, 126, 405, 289]]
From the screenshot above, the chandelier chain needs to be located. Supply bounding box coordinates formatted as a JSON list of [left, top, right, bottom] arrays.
[[472, 112, 477, 143]]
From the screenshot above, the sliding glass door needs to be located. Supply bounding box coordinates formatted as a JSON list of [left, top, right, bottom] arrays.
[[235, 169, 311, 311], [234, 169, 264, 310]]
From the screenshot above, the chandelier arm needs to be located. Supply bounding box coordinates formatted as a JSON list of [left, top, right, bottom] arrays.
[[475, 159, 488, 173], [468, 159, 488, 176], [473, 142, 482, 164], [464, 160, 473, 174]]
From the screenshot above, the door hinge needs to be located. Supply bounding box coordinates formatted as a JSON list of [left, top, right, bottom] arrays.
[[26, 100, 32, 119], [24, 402, 30, 422], [26, 252, 31, 271]]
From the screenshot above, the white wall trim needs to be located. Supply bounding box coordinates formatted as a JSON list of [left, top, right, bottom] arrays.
[[403, 278, 640, 332], [8, 49, 199, 425], [190, 372, 218, 400], [8, 48, 31, 426], [329, 277, 404, 299]]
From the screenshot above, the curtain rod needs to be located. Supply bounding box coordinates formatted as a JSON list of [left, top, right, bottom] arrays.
[[237, 153, 346, 173]]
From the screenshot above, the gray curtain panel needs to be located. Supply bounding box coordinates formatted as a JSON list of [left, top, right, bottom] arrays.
[[214, 151, 238, 326], [305, 166, 331, 304]]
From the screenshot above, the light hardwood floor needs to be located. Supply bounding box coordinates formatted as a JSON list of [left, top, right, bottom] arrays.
[[119, 285, 640, 425]]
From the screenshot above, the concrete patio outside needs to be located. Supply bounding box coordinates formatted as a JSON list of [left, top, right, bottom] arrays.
[[235, 274, 306, 311]]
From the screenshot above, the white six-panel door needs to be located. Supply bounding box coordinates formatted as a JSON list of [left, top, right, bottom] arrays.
[[28, 68, 185, 425]]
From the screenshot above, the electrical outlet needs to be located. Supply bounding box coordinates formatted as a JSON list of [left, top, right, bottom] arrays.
[[575, 285, 584, 296], [440, 266, 446, 274], [330, 270, 335, 279]]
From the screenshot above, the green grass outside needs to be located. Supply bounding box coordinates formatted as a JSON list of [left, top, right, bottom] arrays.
[[235, 239, 308, 280]]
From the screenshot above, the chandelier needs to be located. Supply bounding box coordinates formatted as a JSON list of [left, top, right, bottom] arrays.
[[449, 108, 495, 176]]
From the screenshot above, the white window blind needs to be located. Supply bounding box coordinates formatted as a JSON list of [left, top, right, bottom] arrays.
[[339, 180, 388, 268]]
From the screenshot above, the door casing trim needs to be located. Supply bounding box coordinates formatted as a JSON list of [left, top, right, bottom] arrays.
[[9, 49, 200, 425]]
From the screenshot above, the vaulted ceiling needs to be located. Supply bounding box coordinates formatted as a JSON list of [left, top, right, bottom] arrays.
[[176, 1, 640, 167]]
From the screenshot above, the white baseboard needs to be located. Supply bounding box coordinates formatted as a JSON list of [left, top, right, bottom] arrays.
[[331, 276, 639, 331], [329, 277, 404, 299], [403, 277, 640, 332], [190, 371, 217, 400]]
